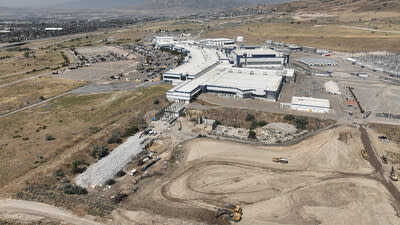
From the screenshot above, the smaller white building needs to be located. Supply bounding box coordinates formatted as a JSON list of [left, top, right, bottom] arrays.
[[45, 28, 63, 31], [291, 96, 330, 113], [152, 36, 174, 48], [199, 38, 235, 48]]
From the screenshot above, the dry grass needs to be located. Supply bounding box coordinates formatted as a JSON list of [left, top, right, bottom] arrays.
[[0, 84, 171, 190], [0, 49, 65, 78], [203, 22, 400, 51], [187, 108, 335, 131], [0, 76, 87, 115], [369, 123, 400, 144]]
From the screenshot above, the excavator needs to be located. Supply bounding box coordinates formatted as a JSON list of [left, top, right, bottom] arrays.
[[215, 204, 243, 222]]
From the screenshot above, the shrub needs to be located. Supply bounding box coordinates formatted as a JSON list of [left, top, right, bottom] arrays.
[[107, 134, 122, 144], [246, 113, 255, 121], [105, 179, 115, 185], [89, 145, 109, 159], [54, 169, 65, 177], [153, 99, 160, 105], [71, 160, 86, 174], [295, 117, 308, 130], [284, 114, 295, 121], [258, 120, 268, 127], [39, 96, 45, 101], [248, 130, 257, 139], [45, 134, 55, 141], [62, 183, 87, 195], [122, 126, 139, 137], [112, 192, 128, 203], [116, 170, 126, 177]]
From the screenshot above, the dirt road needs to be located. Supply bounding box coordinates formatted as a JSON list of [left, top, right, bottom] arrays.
[[359, 126, 400, 212], [0, 199, 103, 225]]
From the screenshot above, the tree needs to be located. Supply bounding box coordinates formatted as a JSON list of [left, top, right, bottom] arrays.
[[89, 145, 109, 159], [295, 117, 308, 130], [71, 160, 86, 174]]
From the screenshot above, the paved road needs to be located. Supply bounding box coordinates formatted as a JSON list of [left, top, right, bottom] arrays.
[[0, 79, 162, 119], [0, 89, 73, 119], [359, 126, 400, 213]]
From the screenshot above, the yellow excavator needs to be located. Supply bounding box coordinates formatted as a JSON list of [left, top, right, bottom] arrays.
[[215, 204, 243, 222]]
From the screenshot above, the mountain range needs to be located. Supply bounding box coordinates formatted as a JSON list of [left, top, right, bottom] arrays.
[[0, 0, 293, 10]]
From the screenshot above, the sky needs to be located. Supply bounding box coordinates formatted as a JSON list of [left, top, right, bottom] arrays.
[[0, 0, 70, 8]]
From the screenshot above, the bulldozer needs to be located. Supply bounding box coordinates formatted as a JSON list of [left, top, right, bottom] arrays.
[[215, 204, 243, 222]]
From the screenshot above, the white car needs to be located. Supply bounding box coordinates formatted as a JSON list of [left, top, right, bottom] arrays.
[[129, 169, 137, 176]]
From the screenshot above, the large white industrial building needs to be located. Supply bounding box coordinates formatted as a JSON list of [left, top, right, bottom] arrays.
[[290, 96, 330, 113], [166, 64, 284, 103], [162, 44, 220, 85], [160, 37, 295, 103], [231, 48, 289, 68]]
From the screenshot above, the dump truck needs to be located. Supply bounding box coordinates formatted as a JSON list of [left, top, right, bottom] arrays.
[[272, 157, 288, 164], [215, 204, 243, 222], [361, 149, 369, 160], [390, 167, 398, 181]]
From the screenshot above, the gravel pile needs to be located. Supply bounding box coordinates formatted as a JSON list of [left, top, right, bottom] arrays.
[[257, 122, 299, 144], [75, 133, 145, 188], [265, 122, 297, 135]]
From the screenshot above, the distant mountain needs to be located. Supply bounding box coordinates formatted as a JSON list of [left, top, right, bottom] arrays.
[[49, 0, 292, 10], [264, 0, 400, 13]]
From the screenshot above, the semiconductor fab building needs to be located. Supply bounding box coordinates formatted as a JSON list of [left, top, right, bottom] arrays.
[[160, 37, 294, 103], [166, 65, 285, 103]]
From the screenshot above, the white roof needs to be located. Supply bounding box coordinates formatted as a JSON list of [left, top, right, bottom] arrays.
[[291, 96, 330, 108], [232, 48, 280, 56], [299, 57, 337, 66], [173, 64, 283, 94], [165, 44, 219, 76], [201, 38, 234, 42], [154, 36, 174, 39]]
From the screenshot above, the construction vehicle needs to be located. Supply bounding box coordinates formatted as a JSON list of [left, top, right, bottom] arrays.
[[381, 156, 388, 164], [390, 167, 398, 181], [215, 204, 243, 222], [272, 157, 289, 164], [361, 149, 369, 160]]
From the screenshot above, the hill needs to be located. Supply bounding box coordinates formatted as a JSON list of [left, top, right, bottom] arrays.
[[39, 0, 293, 10], [265, 0, 400, 13]]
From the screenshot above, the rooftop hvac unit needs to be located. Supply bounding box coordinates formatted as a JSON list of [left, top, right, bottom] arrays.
[[250, 71, 254, 75]]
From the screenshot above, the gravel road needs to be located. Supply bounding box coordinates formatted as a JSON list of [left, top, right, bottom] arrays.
[[75, 132, 147, 188]]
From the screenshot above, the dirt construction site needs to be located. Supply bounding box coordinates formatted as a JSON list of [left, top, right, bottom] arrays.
[[114, 125, 398, 225], [1, 124, 400, 224]]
